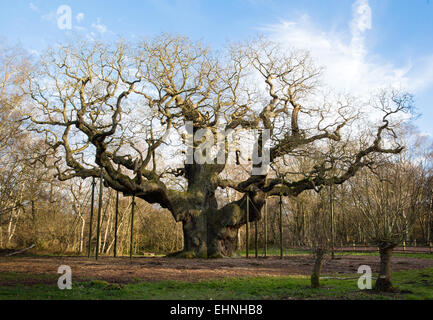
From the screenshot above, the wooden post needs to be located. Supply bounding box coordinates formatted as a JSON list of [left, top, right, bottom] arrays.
[[264, 199, 268, 257], [87, 177, 96, 258], [130, 196, 136, 260], [246, 195, 249, 259], [95, 169, 103, 260], [279, 194, 283, 259]]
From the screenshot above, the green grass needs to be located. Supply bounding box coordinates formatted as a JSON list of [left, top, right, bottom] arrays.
[[239, 248, 311, 256], [239, 248, 433, 260], [1, 268, 432, 300], [9, 247, 432, 260], [335, 251, 433, 260]]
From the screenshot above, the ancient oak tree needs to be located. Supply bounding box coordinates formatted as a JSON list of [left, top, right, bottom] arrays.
[[27, 35, 411, 258]]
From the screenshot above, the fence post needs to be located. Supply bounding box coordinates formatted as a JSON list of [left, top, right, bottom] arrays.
[[87, 177, 96, 258]]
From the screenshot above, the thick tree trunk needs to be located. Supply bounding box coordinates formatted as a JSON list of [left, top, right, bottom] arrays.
[[207, 223, 239, 258], [374, 244, 395, 292], [180, 211, 208, 258], [170, 193, 264, 259], [171, 210, 240, 258], [168, 160, 266, 259]]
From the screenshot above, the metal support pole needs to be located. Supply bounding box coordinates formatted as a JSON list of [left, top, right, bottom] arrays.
[[264, 199, 268, 257], [113, 165, 120, 257], [87, 177, 96, 258], [330, 185, 335, 259], [279, 194, 283, 259], [113, 189, 120, 257], [429, 192, 432, 254], [255, 220, 258, 258], [246, 195, 249, 259], [0, 203, 2, 248], [95, 169, 103, 260], [130, 196, 136, 260]]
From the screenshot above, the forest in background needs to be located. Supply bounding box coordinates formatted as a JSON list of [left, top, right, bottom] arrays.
[[0, 40, 432, 257]]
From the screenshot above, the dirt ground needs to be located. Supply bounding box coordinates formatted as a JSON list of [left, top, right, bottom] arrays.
[[0, 253, 432, 286]]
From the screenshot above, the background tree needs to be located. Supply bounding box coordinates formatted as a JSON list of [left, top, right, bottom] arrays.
[[0, 43, 33, 246]]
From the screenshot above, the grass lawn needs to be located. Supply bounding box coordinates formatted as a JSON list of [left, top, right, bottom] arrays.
[[240, 248, 433, 259], [240, 248, 433, 260], [0, 267, 432, 300]]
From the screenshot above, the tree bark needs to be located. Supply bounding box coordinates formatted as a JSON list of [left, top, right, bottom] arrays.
[[171, 208, 245, 258], [165, 157, 267, 258], [79, 215, 85, 253], [374, 244, 396, 292], [176, 211, 208, 258], [311, 248, 326, 288], [170, 190, 265, 258]]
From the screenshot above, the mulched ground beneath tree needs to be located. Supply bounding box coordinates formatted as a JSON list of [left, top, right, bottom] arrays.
[[0, 254, 432, 286]]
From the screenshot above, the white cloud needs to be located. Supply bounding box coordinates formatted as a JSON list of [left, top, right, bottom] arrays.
[[404, 56, 433, 92], [350, 0, 372, 59], [74, 26, 87, 32], [91, 18, 107, 34], [261, 0, 433, 98], [41, 11, 56, 23], [29, 2, 39, 12], [76, 13, 85, 23], [352, 0, 372, 33]]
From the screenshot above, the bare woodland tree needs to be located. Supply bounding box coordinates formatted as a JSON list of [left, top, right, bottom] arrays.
[[0, 44, 33, 246], [25, 35, 411, 258]]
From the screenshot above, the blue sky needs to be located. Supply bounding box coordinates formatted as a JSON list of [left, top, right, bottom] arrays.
[[1, 0, 433, 137]]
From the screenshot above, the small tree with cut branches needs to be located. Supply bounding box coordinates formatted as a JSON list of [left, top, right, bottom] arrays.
[[309, 192, 331, 288], [349, 154, 425, 292]]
